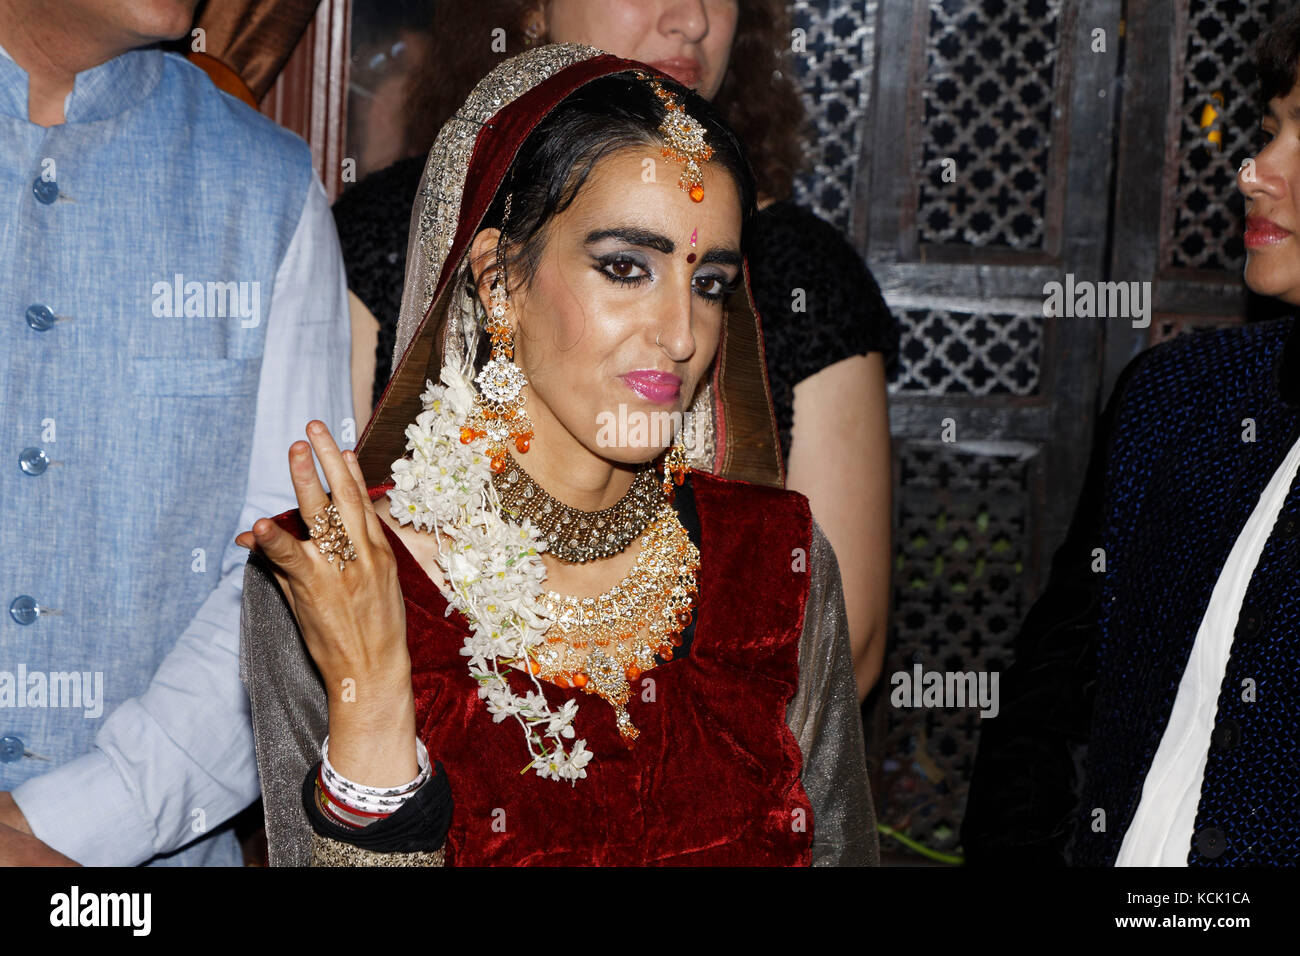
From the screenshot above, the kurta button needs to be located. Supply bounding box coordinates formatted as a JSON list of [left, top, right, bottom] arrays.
[[32, 177, 58, 204], [0, 736, 25, 762], [25, 304, 56, 331], [18, 447, 49, 476], [9, 595, 39, 624], [1195, 827, 1226, 859], [1211, 719, 1241, 750]]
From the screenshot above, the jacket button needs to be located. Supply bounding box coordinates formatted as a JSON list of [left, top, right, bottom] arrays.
[[1281, 516, 1299, 539], [18, 447, 49, 476], [0, 735, 25, 762], [9, 595, 39, 625], [1211, 719, 1241, 750], [32, 177, 58, 204], [1195, 827, 1226, 859], [25, 304, 56, 331]]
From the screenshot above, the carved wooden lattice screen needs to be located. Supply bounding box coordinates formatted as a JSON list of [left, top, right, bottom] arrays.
[[848, 0, 1270, 863], [862, 0, 1121, 861]]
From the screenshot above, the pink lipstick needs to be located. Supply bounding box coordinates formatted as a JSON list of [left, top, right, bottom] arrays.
[[621, 370, 681, 405], [1245, 215, 1290, 247]]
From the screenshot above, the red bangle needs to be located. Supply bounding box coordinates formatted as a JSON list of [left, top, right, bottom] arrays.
[[316, 768, 394, 827]]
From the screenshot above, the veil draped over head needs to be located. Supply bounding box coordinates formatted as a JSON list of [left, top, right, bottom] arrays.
[[353, 43, 784, 489]]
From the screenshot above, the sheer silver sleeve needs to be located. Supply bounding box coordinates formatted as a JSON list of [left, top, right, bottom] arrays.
[[786, 519, 881, 866], [240, 558, 447, 867], [239, 556, 327, 867]]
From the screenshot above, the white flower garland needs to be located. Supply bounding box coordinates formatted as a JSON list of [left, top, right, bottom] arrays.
[[385, 357, 593, 783]]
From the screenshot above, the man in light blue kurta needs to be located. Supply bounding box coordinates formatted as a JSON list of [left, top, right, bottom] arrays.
[[0, 1, 353, 865]]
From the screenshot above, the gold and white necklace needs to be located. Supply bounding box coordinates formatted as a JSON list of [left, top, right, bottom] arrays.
[[535, 502, 699, 744]]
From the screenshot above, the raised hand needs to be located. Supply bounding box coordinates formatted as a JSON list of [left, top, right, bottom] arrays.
[[236, 420, 418, 787]]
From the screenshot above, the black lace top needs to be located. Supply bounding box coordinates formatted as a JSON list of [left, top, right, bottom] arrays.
[[333, 156, 898, 462]]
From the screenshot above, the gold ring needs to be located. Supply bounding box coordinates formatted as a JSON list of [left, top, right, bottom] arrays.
[[308, 503, 357, 571]]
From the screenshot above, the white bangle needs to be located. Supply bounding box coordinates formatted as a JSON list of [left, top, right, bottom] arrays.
[[320, 736, 430, 815]]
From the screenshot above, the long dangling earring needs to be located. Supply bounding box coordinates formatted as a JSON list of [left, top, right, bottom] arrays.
[[461, 194, 534, 473], [655, 332, 690, 499], [662, 431, 690, 500]]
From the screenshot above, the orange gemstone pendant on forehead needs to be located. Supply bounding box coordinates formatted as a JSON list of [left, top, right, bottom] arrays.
[[635, 70, 714, 203]]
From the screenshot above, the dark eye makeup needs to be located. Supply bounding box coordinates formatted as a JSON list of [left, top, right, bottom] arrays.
[[593, 253, 736, 303]]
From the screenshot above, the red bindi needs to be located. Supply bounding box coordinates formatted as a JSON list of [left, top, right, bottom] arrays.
[[686, 252, 697, 263]]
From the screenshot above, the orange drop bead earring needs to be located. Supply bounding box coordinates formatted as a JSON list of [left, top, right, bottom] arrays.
[[662, 431, 690, 500], [461, 192, 534, 473]]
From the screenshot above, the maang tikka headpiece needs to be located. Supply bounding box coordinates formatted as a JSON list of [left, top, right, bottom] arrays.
[[635, 70, 714, 202]]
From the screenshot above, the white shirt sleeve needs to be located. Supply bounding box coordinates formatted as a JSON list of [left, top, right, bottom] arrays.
[[12, 174, 355, 865]]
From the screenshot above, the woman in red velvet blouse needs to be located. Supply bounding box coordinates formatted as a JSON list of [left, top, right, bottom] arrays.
[[236, 45, 876, 866]]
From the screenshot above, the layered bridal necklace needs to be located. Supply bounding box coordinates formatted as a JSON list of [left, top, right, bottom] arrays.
[[386, 358, 699, 780], [494, 453, 699, 743]]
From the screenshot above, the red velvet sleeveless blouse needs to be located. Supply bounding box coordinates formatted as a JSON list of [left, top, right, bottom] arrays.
[[355, 471, 815, 865]]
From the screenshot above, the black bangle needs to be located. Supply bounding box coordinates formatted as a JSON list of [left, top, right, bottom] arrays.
[[302, 760, 453, 853]]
